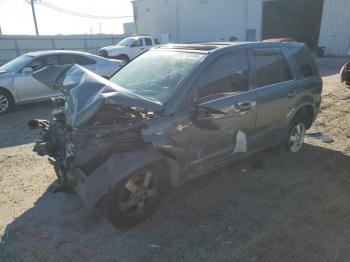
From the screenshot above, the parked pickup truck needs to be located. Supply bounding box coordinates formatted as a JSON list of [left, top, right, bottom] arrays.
[[98, 36, 157, 62]]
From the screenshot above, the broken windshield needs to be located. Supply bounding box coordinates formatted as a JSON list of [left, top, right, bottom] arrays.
[[109, 50, 205, 104]]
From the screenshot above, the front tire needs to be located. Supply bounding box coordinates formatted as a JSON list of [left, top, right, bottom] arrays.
[[99, 163, 165, 228], [116, 54, 130, 63], [0, 89, 14, 115]]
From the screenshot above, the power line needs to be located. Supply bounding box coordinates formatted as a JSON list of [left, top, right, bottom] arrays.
[[23, 0, 132, 19]]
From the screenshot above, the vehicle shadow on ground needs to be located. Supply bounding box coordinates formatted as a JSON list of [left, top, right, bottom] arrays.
[[1, 144, 350, 262], [0, 101, 53, 148]]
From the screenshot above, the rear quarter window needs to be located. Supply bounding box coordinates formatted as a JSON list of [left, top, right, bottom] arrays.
[[288, 47, 318, 78], [58, 54, 96, 66]]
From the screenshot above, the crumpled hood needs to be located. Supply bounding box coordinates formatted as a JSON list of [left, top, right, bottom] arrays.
[[32, 65, 163, 127]]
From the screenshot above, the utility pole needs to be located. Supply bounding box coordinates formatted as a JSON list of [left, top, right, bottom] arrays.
[[31, 0, 39, 35], [99, 23, 102, 34]]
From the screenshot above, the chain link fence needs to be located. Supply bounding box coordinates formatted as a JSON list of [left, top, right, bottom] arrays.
[[0, 34, 128, 65]]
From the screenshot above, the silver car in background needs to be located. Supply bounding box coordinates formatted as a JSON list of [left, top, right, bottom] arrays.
[[0, 50, 125, 114]]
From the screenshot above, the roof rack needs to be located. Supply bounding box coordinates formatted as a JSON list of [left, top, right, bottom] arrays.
[[160, 44, 220, 51]]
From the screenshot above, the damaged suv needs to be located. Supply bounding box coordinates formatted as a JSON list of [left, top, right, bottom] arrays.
[[31, 42, 322, 227]]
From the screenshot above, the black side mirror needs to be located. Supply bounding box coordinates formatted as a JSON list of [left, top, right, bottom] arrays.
[[192, 106, 220, 131]]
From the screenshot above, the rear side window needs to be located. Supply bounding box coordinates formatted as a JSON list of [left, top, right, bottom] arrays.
[[289, 47, 316, 78], [197, 51, 250, 101], [73, 55, 96, 65], [58, 54, 96, 66], [145, 38, 153, 46], [253, 48, 293, 88]]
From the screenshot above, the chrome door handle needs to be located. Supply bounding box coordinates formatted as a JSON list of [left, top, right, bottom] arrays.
[[288, 90, 297, 98], [238, 101, 254, 112]]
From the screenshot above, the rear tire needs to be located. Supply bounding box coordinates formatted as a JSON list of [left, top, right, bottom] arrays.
[[99, 163, 165, 228], [0, 89, 14, 115], [284, 120, 306, 154]]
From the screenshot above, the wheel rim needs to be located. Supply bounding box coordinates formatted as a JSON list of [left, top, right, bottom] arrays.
[[288, 123, 306, 153], [118, 171, 158, 216], [0, 95, 9, 113]]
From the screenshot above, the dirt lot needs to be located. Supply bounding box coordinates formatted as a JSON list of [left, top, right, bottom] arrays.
[[0, 58, 350, 262]]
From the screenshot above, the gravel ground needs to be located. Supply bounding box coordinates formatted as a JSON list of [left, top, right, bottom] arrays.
[[0, 58, 349, 262]]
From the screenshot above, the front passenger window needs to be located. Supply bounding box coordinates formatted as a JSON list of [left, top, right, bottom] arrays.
[[197, 51, 249, 101], [28, 55, 58, 71], [130, 39, 143, 47]]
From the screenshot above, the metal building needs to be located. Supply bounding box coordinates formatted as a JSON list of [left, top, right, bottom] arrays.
[[132, 0, 350, 56]]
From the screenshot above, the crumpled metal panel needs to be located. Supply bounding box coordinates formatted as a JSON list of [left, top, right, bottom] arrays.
[[32, 65, 163, 127]]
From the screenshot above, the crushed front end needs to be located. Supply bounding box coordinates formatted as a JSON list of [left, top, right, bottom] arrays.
[[31, 105, 149, 188], [30, 65, 163, 207]]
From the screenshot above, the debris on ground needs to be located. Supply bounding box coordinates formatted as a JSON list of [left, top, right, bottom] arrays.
[[307, 132, 335, 143]]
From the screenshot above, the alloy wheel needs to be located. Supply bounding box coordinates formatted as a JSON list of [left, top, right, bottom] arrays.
[[288, 123, 306, 153], [118, 171, 158, 216], [0, 95, 9, 113]]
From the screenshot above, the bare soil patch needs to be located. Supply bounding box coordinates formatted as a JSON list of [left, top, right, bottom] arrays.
[[0, 58, 349, 262]]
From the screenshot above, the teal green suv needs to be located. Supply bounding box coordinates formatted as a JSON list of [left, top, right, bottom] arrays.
[[31, 42, 322, 227]]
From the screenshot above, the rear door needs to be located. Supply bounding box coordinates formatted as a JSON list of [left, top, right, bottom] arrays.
[[144, 37, 154, 51], [14, 55, 61, 102], [250, 47, 296, 149]]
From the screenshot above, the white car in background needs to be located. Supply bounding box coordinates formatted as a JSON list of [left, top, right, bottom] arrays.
[[0, 50, 125, 114], [98, 36, 157, 62]]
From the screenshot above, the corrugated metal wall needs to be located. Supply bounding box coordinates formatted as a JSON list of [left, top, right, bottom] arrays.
[[178, 0, 246, 42], [133, 0, 263, 43], [134, 0, 350, 56], [0, 34, 128, 65], [318, 0, 350, 56]]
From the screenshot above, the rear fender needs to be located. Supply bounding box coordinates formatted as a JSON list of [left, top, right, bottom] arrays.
[[284, 100, 316, 129]]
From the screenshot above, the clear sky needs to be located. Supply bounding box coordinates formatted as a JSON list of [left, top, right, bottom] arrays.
[[0, 0, 134, 35]]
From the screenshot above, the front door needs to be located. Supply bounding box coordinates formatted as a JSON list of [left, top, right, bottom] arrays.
[[14, 55, 61, 102], [170, 50, 257, 174], [130, 38, 145, 59]]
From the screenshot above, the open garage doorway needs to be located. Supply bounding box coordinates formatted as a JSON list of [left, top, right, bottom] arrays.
[[262, 0, 324, 49]]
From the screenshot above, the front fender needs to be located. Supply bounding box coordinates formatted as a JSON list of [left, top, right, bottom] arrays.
[[109, 49, 125, 57], [73, 147, 166, 209]]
